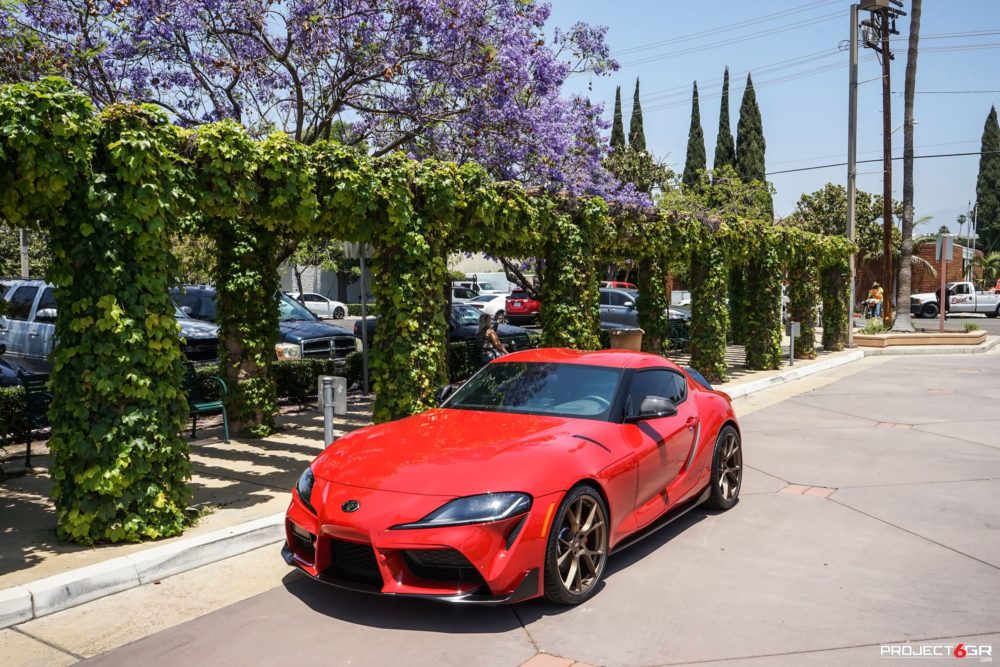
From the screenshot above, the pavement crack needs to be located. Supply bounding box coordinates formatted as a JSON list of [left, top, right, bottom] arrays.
[[10, 626, 87, 661], [510, 605, 541, 655], [833, 476, 1000, 490], [828, 496, 1000, 572]]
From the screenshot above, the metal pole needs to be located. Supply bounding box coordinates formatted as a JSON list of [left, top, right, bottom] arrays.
[[790, 329, 795, 367], [359, 255, 370, 395], [847, 3, 859, 347], [939, 243, 947, 333], [880, 6, 894, 327], [19, 229, 29, 278], [322, 376, 335, 445]]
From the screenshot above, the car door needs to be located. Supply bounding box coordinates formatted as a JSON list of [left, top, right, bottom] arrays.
[[302, 293, 330, 317], [1, 285, 39, 362], [950, 283, 973, 313], [621, 368, 699, 528], [607, 290, 636, 326], [27, 286, 57, 367]]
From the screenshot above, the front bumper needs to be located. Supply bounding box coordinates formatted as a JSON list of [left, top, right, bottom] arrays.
[[284, 479, 560, 604]]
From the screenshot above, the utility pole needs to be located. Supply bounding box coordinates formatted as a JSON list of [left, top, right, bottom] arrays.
[[846, 3, 859, 347], [19, 229, 29, 278], [860, 0, 904, 327]]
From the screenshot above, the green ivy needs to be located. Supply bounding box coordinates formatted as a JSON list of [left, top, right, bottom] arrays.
[[540, 204, 603, 350], [788, 245, 819, 360], [743, 233, 783, 370], [47, 103, 190, 544], [689, 228, 730, 382], [821, 259, 850, 352], [636, 258, 669, 354]]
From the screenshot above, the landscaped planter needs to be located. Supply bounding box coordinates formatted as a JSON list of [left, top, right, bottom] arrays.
[[608, 328, 645, 351], [853, 329, 987, 348]]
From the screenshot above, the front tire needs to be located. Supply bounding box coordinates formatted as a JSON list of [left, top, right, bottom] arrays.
[[332, 306, 346, 319], [705, 425, 742, 511], [494, 310, 507, 324], [543, 485, 609, 605], [921, 303, 939, 319]]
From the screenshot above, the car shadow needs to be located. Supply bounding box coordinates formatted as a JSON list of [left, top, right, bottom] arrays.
[[281, 571, 532, 632]]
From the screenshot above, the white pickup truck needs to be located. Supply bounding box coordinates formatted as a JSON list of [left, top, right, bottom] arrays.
[[910, 281, 1000, 318]]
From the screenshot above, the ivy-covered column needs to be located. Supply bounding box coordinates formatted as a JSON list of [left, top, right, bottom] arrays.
[[368, 159, 453, 423], [636, 256, 669, 354], [540, 203, 602, 350], [821, 258, 850, 352], [744, 234, 783, 369], [51, 104, 192, 543], [788, 244, 819, 360], [728, 266, 748, 345], [689, 227, 730, 382]]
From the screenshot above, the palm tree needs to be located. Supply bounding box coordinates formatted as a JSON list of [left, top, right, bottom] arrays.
[[893, 0, 922, 331], [975, 251, 1000, 286]]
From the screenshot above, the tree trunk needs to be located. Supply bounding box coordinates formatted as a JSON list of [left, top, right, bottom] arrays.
[[893, 0, 922, 332], [294, 266, 306, 302]]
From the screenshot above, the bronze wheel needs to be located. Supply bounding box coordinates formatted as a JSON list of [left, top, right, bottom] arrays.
[[543, 486, 608, 604], [706, 425, 742, 510]]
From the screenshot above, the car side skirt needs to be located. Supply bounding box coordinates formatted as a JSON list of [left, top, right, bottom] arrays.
[[611, 484, 711, 553]]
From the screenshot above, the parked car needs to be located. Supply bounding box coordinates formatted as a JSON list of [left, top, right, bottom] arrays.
[[451, 286, 479, 303], [283, 348, 742, 605], [600, 288, 690, 329], [0, 344, 28, 387], [602, 280, 637, 290], [467, 293, 508, 322], [171, 286, 356, 363], [506, 290, 541, 325], [286, 292, 348, 319], [1, 280, 220, 373], [354, 303, 534, 354], [911, 281, 1000, 318], [453, 280, 506, 296]]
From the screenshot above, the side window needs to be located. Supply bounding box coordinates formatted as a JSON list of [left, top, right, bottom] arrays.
[[199, 295, 217, 321], [599, 291, 610, 306], [6, 286, 39, 320], [955, 284, 970, 295], [609, 291, 629, 307], [626, 370, 687, 416], [304, 294, 322, 302]]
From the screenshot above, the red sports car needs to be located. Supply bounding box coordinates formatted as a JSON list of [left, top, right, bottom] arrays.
[[283, 348, 742, 605]]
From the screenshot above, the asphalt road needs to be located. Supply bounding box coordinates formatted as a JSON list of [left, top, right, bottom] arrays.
[[10, 351, 1000, 667]]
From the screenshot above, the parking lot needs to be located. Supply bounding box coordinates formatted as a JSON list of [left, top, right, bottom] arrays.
[[8, 350, 996, 667]]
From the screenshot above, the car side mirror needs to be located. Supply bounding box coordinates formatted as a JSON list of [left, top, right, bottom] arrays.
[[180, 305, 193, 316], [435, 384, 457, 405], [35, 308, 57, 323], [624, 395, 677, 423], [624, 301, 635, 310]]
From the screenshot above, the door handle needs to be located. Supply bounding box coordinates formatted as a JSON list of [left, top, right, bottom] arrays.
[[29, 332, 39, 338], [685, 416, 699, 430]]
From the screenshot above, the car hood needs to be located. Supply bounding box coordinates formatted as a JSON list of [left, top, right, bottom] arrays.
[[311, 408, 620, 496], [177, 317, 219, 340], [911, 292, 936, 301], [280, 320, 353, 342]]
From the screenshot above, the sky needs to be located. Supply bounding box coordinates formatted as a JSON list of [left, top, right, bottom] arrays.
[[548, 0, 1000, 235]]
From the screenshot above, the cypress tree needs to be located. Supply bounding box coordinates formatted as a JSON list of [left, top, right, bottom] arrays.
[[610, 85, 626, 149], [628, 78, 646, 152], [683, 81, 706, 187], [736, 73, 766, 183], [713, 66, 736, 170], [976, 105, 1000, 251]]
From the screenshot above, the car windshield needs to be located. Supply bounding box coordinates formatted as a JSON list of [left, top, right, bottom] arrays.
[[478, 282, 495, 290], [174, 305, 189, 319], [452, 304, 482, 327], [445, 362, 623, 419], [278, 293, 318, 322]]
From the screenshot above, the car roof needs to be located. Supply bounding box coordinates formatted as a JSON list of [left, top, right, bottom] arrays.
[[497, 348, 683, 370]]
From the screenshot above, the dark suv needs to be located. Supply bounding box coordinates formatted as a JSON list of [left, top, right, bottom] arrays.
[[171, 286, 357, 363]]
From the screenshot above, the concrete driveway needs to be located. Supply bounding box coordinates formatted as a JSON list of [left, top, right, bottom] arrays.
[[6, 353, 1000, 667]]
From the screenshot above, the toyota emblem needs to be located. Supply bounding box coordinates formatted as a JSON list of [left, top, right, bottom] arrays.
[[341, 499, 360, 513]]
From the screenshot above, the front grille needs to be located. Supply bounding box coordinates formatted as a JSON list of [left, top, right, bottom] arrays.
[[332, 336, 355, 358], [183, 338, 219, 362], [302, 336, 357, 359], [403, 549, 486, 585], [325, 538, 382, 586]]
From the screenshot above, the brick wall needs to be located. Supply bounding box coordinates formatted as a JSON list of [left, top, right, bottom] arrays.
[[854, 244, 983, 302]]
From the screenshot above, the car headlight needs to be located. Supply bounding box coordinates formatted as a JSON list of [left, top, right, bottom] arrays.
[[391, 492, 531, 529], [275, 342, 302, 361], [295, 467, 316, 514]]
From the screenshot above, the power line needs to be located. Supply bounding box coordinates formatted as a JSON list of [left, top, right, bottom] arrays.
[[766, 150, 1000, 176], [769, 138, 980, 167], [891, 90, 1000, 94], [611, 0, 840, 57]]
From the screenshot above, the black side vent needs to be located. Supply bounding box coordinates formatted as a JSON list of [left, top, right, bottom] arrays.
[[326, 538, 382, 586], [403, 549, 486, 585], [505, 515, 528, 550]]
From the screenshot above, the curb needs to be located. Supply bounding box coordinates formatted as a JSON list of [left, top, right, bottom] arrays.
[[0, 513, 284, 629], [720, 350, 866, 400], [858, 335, 1000, 356]]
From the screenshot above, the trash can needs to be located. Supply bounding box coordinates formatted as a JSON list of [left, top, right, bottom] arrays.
[[608, 327, 644, 351]]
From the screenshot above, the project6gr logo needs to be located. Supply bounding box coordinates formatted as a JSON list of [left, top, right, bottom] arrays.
[[880, 642, 993, 660]]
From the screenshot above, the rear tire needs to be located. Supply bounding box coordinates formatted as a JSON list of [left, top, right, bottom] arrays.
[[987, 306, 1000, 319], [543, 485, 609, 605], [705, 425, 742, 511], [494, 310, 507, 324], [333, 307, 346, 319], [921, 303, 939, 319]]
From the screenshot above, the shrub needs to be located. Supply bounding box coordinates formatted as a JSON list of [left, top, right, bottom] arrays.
[[0, 386, 27, 442], [963, 321, 979, 333], [346, 304, 376, 317]]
